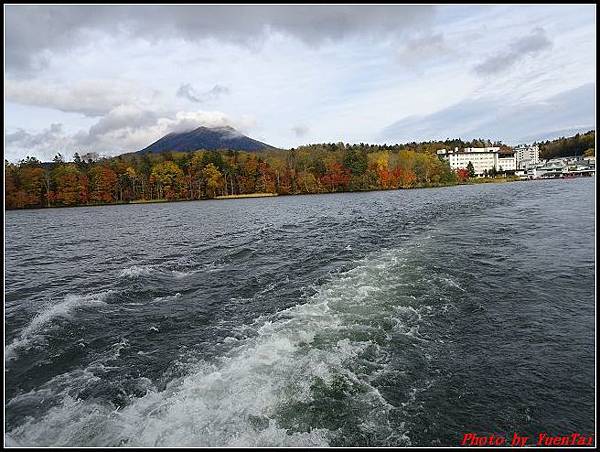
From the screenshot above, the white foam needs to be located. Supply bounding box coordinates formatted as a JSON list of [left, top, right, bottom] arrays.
[[152, 293, 182, 303], [118, 265, 155, 278], [5, 291, 114, 361], [119, 265, 194, 279], [8, 246, 441, 447], [5, 434, 22, 447], [439, 276, 466, 292]]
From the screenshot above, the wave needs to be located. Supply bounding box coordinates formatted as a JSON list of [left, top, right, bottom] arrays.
[[119, 265, 194, 279], [151, 293, 182, 303], [118, 265, 155, 278], [438, 276, 466, 292], [5, 291, 114, 361], [8, 245, 444, 447], [218, 247, 257, 264]]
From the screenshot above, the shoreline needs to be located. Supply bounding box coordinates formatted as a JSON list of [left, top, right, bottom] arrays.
[[3, 176, 552, 211], [215, 193, 279, 200]]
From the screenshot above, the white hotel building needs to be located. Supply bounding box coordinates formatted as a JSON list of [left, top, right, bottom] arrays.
[[436, 147, 516, 176], [513, 144, 540, 169]]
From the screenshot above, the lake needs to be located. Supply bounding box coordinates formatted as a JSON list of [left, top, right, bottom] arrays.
[[4, 178, 595, 446]]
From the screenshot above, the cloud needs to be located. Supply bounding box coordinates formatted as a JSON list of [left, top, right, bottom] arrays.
[[6, 123, 64, 147], [79, 105, 160, 145], [5, 107, 257, 161], [397, 32, 449, 67], [473, 27, 552, 75], [291, 125, 309, 137], [380, 82, 595, 144], [158, 111, 234, 133], [5, 79, 150, 117], [5, 124, 76, 161], [5, 5, 435, 72], [176, 83, 230, 103], [206, 85, 230, 98], [4, 5, 594, 156]]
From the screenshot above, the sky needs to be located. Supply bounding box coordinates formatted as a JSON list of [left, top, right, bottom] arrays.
[[4, 4, 597, 162]]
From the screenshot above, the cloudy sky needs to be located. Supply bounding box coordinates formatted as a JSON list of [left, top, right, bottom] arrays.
[[4, 4, 596, 162]]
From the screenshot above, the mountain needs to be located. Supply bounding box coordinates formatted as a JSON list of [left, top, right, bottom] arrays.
[[137, 125, 274, 154]]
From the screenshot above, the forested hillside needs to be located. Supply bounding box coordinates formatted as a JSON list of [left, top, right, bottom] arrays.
[[5, 137, 517, 209], [539, 130, 595, 160]]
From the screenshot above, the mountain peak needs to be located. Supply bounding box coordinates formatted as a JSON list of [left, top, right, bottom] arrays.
[[137, 125, 273, 154]]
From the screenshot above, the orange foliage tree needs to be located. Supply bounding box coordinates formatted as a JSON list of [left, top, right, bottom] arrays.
[[89, 165, 118, 203]]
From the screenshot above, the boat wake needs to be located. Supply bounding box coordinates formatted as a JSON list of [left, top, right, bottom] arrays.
[[5, 291, 115, 361], [8, 240, 456, 447]]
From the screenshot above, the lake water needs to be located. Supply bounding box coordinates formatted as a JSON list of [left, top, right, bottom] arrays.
[[4, 178, 595, 446]]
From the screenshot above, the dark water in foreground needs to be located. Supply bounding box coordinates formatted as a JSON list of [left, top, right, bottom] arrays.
[[4, 178, 595, 446]]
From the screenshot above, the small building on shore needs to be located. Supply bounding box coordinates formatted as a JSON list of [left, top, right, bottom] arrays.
[[515, 156, 595, 179], [583, 155, 595, 167]]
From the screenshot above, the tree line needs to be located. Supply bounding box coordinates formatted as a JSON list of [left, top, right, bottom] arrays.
[[538, 130, 595, 160], [5, 138, 508, 209]]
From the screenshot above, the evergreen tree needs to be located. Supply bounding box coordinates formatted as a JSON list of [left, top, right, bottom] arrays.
[[467, 161, 475, 177]]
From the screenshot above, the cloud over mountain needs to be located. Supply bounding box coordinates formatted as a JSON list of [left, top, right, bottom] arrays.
[[7, 109, 256, 161], [177, 84, 230, 103]]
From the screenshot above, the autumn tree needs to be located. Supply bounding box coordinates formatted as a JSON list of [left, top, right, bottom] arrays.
[[51, 164, 88, 206], [5, 134, 538, 209], [89, 165, 118, 203], [321, 161, 350, 192], [201, 163, 223, 198], [5, 161, 22, 209], [150, 161, 184, 200], [456, 168, 470, 182], [19, 166, 46, 207], [124, 166, 139, 200]]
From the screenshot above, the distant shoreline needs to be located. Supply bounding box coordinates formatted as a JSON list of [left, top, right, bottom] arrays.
[[215, 193, 278, 200], [4, 177, 529, 211], [5, 176, 595, 212]]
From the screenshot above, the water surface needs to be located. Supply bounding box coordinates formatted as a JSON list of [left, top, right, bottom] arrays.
[[5, 179, 595, 446]]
